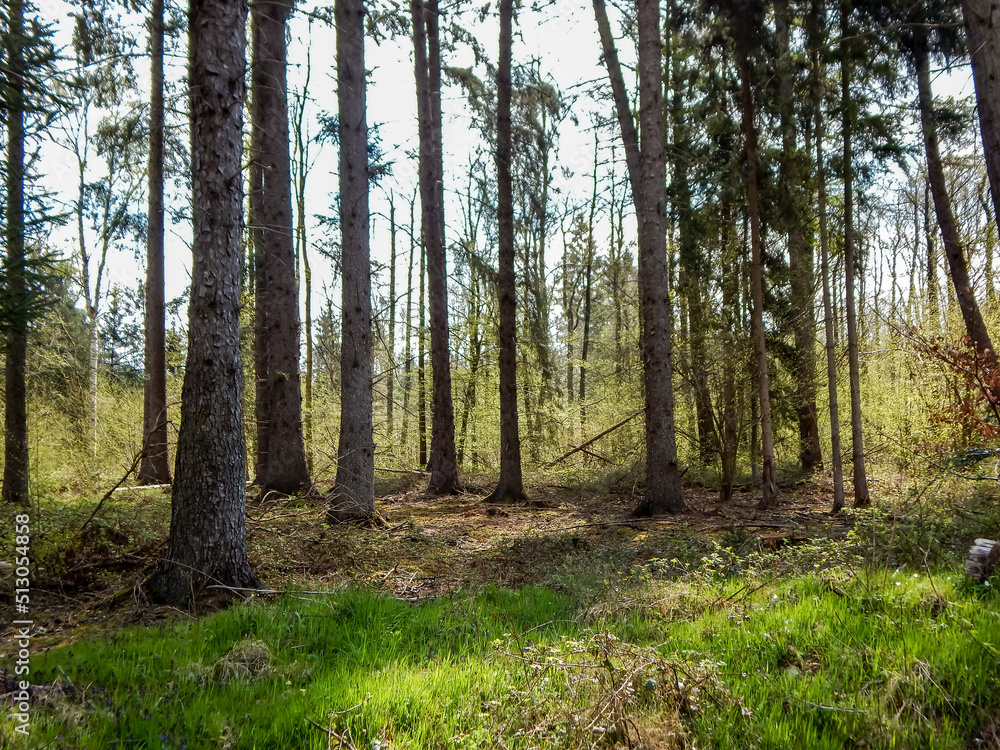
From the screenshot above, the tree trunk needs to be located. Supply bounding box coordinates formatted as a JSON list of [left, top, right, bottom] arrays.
[[138, 0, 171, 485], [810, 9, 845, 512], [148, 0, 258, 605], [962, 0, 1000, 232], [842, 3, 869, 508], [594, 0, 685, 515], [925, 181, 940, 330], [387, 198, 397, 438], [487, 0, 525, 503], [411, 0, 459, 494], [777, 0, 822, 472], [915, 32, 997, 376], [740, 41, 779, 510], [402, 196, 415, 453], [250, 0, 310, 494], [329, 0, 376, 523]]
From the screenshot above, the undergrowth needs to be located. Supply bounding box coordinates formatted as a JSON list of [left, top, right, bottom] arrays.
[[10, 566, 1000, 749]]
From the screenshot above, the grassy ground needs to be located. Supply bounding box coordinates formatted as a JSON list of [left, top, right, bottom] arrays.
[[4, 477, 1000, 748]]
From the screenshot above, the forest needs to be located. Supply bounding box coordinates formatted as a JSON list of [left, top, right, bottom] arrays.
[[3, 0, 1000, 745]]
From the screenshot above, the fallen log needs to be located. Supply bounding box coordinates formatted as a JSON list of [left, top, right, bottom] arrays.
[[965, 538, 1000, 580]]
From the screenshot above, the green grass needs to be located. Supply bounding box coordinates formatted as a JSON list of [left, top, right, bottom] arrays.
[[18, 568, 1000, 749]]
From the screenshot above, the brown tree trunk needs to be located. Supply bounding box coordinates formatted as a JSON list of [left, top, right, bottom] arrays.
[[594, 0, 685, 515], [138, 0, 171, 486], [148, 0, 258, 605], [487, 0, 525, 503], [842, 4, 869, 508], [963, 0, 1000, 232], [739, 41, 779, 510], [915, 32, 997, 374], [810, 7, 845, 512], [3, 0, 29, 506], [250, 0, 310, 494], [777, 0, 821, 472], [412, 0, 459, 494], [329, 0, 376, 522]]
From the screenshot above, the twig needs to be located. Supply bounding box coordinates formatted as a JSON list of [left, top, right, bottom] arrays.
[[79, 449, 146, 533]]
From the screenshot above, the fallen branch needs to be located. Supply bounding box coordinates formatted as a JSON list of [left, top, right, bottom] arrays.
[[547, 410, 642, 466]]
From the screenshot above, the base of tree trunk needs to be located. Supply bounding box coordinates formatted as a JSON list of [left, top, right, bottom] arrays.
[[146, 561, 260, 608], [966, 538, 1000, 581], [326, 500, 387, 527], [632, 492, 686, 517], [485, 483, 526, 504]]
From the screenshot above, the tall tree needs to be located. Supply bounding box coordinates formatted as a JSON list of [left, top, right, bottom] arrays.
[[328, 0, 376, 522], [776, 0, 822, 472], [962, 0, 1000, 230], [3, 0, 30, 505], [594, 0, 686, 515], [909, 22, 996, 374], [810, 0, 845, 512], [148, 0, 258, 605], [250, 0, 310, 494], [411, 0, 459, 494], [733, 4, 778, 509], [138, 0, 171, 485], [486, 0, 525, 503], [841, 1, 869, 508]]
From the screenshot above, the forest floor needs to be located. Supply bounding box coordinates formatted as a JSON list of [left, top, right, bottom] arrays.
[[6, 474, 1000, 749], [15, 474, 851, 639]]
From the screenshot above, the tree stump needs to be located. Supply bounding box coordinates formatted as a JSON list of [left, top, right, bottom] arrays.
[[966, 539, 1000, 580]]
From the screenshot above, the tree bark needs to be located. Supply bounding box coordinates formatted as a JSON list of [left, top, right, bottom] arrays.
[[810, 6, 845, 512], [387, 199, 397, 437], [250, 0, 310, 494], [841, 3, 869, 508], [777, 0, 822, 472], [329, 0, 376, 523], [487, 0, 525, 503], [147, 0, 258, 605], [3, 0, 29, 506], [138, 0, 171, 486], [594, 0, 685, 515], [412, 0, 459, 494], [739, 40, 779, 510], [915, 31, 997, 376], [962, 0, 1000, 233]]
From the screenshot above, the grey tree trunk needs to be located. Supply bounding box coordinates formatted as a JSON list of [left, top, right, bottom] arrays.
[[3, 0, 28, 505], [329, 0, 376, 523], [387, 199, 397, 437], [147, 0, 258, 605], [486, 0, 525, 503], [594, 0, 685, 515], [138, 0, 171, 486], [250, 0, 310, 494]]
